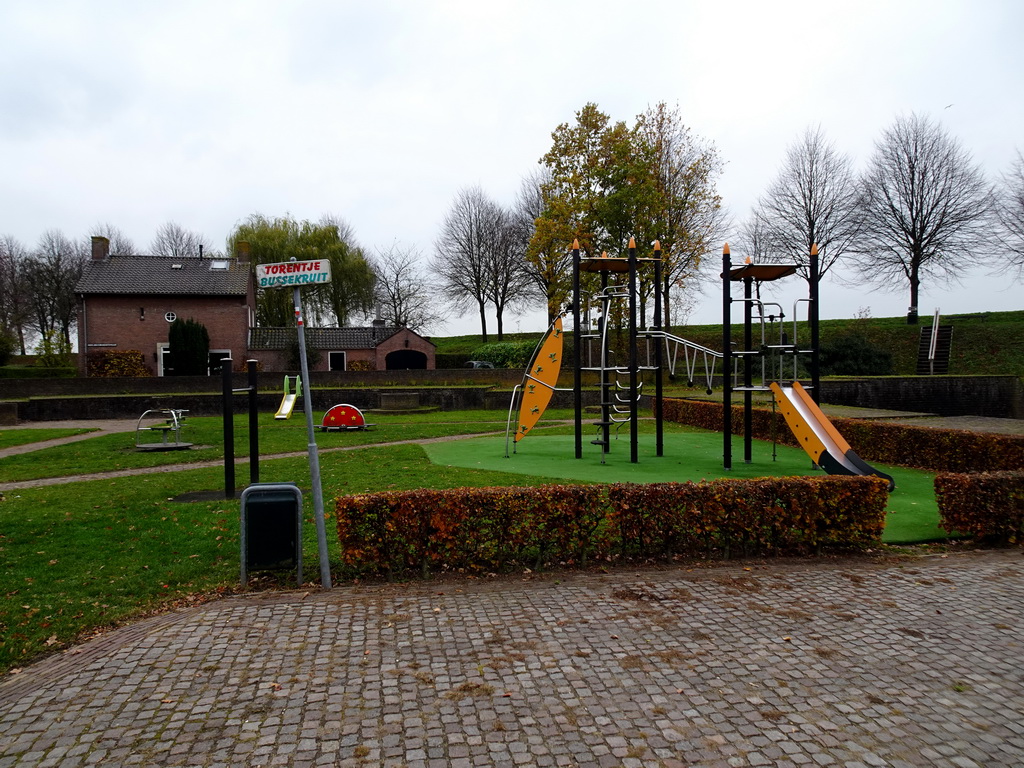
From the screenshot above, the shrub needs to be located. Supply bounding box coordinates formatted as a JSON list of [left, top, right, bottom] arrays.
[[470, 340, 536, 368], [661, 397, 1024, 474], [0, 328, 16, 366], [87, 349, 151, 377], [0, 366, 76, 379], [35, 330, 73, 368], [435, 353, 471, 369], [167, 318, 210, 376], [935, 471, 1024, 545], [335, 476, 888, 576], [347, 360, 375, 372], [819, 334, 894, 376], [285, 334, 322, 371]]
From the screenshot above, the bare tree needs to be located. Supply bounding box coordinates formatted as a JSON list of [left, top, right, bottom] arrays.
[[855, 113, 995, 321], [431, 186, 498, 342], [151, 221, 212, 258], [996, 150, 1024, 280], [0, 234, 33, 354], [90, 222, 136, 255], [27, 229, 87, 343], [634, 102, 728, 328], [752, 125, 862, 280], [372, 243, 447, 333], [486, 206, 535, 340]]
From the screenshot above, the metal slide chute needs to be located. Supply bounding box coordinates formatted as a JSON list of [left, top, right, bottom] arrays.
[[770, 381, 895, 490], [274, 375, 301, 420]]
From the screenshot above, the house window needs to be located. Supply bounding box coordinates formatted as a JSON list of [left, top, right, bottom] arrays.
[[328, 351, 346, 371], [165, 311, 177, 323]]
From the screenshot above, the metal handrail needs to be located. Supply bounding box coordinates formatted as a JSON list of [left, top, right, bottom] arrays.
[[928, 308, 941, 375]]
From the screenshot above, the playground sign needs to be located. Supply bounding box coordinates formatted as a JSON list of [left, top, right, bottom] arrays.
[[256, 260, 332, 289]]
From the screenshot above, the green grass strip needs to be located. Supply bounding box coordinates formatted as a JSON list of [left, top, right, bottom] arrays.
[[0, 428, 95, 450]]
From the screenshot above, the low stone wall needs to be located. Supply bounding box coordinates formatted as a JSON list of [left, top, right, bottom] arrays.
[[11, 386, 605, 422], [4, 373, 1019, 422], [819, 376, 1023, 419], [0, 368, 528, 399]]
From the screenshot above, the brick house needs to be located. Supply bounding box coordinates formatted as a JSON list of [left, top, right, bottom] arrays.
[[75, 237, 435, 376]]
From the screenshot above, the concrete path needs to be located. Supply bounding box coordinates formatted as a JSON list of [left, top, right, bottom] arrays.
[[2, 549, 1023, 767]]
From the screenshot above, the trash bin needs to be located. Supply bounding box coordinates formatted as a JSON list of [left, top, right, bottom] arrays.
[[240, 482, 302, 585]]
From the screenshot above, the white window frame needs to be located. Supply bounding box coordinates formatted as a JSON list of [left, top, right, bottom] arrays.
[[328, 351, 347, 371]]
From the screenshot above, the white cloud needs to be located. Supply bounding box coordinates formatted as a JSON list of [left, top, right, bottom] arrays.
[[1, 0, 1021, 334]]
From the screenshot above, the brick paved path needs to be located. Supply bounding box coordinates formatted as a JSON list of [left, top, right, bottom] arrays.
[[2, 550, 1022, 767]]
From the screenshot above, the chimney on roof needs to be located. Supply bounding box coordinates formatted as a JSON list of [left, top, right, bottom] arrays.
[[236, 240, 251, 263], [91, 236, 110, 261]]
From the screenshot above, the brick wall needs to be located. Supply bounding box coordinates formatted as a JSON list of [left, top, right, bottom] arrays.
[[374, 329, 436, 370], [79, 294, 251, 376]]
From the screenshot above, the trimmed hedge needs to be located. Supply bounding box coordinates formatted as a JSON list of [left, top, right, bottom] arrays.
[[470, 340, 537, 368], [435, 353, 472, 369], [0, 366, 76, 379], [661, 397, 1024, 473], [335, 476, 889, 576], [935, 471, 1024, 545]]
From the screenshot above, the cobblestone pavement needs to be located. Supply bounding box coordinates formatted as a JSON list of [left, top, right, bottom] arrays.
[[2, 549, 1023, 768]]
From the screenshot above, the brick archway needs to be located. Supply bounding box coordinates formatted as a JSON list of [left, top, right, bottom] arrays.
[[385, 349, 427, 370]]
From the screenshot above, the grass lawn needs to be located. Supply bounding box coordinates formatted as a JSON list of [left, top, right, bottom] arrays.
[[0, 427, 95, 450], [0, 406, 946, 675], [0, 410, 526, 483], [0, 442, 562, 674]]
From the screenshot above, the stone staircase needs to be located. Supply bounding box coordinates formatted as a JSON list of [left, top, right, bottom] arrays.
[[916, 324, 954, 374]]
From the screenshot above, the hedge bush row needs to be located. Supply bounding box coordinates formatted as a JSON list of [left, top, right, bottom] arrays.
[[935, 471, 1024, 545], [470, 340, 537, 368], [335, 476, 889, 576], [0, 366, 76, 379], [86, 350, 151, 378], [661, 397, 1024, 473]]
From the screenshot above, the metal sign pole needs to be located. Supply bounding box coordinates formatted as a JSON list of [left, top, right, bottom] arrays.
[[292, 280, 332, 590]]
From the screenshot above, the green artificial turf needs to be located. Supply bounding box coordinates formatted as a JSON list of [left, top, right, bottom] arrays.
[[423, 431, 942, 544]]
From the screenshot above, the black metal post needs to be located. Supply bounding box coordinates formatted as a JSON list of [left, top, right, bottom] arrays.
[[743, 276, 753, 464], [222, 358, 235, 499], [653, 242, 664, 457], [809, 243, 821, 405], [572, 241, 582, 459], [722, 245, 732, 471], [600, 267, 610, 453], [247, 360, 259, 485], [628, 238, 639, 464]]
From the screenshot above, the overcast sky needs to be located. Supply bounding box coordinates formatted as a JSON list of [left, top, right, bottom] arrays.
[[2, 0, 1022, 334]]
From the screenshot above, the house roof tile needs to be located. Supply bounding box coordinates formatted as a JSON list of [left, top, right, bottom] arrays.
[[249, 326, 403, 350], [75, 255, 250, 296]]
